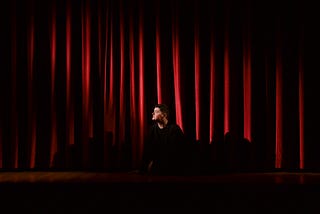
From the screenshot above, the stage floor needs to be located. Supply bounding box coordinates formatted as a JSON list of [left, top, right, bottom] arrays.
[[1, 171, 319, 213], [0, 170, 320, 184]]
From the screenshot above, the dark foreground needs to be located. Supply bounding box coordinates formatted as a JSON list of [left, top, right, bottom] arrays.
[[0, 171, 320, 213]]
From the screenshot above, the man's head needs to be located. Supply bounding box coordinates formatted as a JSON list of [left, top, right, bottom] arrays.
[[152, 104, 169, 122]]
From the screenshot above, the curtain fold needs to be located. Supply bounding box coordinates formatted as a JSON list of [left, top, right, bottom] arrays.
[[0, 0, 312, 171]]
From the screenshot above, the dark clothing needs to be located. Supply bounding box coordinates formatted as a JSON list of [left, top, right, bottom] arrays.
[[140, 123, 188, 175]]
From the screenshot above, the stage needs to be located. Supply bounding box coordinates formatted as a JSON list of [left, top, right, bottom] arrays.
[[0, 171, 320, 213]]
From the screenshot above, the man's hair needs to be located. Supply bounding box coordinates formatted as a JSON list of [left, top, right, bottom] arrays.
[[155, 104, 169, 118]]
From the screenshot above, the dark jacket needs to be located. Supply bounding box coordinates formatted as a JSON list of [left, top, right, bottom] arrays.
[[140, 123, 188, 175]]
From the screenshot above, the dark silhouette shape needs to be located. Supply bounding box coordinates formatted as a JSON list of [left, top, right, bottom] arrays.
[[140, 104, 189, 175]]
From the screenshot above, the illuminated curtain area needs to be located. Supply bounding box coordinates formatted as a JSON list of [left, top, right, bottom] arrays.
[[0, 0, 314, 171]]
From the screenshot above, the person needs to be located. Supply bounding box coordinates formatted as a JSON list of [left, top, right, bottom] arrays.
[[140, 104, 189, 175]]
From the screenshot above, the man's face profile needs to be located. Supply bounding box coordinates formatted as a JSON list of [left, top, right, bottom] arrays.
[[152, 107, 165, 121]]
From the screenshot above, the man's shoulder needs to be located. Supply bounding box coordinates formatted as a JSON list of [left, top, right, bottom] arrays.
[[168, 123, 179, 127], [168, 123, 182, 131]]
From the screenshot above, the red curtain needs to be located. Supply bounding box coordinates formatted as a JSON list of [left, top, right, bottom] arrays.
[[0, 0, 315, 171]]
